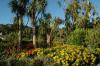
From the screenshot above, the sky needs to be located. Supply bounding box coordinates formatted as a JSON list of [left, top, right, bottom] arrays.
[[0, 0, 100, 25]]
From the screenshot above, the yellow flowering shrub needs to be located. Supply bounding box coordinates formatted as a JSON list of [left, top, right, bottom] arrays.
[[16, 45, 100, 66]]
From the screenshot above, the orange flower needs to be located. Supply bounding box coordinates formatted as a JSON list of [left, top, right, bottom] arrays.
[[16, 54, 21, 58]]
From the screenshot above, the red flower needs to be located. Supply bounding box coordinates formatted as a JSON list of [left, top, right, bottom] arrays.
[[27, 50, 33, 55]]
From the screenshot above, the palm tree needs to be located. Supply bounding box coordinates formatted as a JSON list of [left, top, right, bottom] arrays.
[[9, 0, 29, 48], [45, 13, 52, 47], [27, 0, 47, 48]]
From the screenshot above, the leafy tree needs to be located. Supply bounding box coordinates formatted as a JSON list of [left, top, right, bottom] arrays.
[[65, 9, 73, 33], [50, 18, 63, 46], [38, 13, 52, 47], [65, 0, 96, 29]]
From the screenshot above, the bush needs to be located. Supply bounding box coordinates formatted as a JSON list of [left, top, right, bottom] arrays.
[[37, 35, 47, 48], [10, 58, 32, 66], [0, 32, 18, 60], [85, 28, 100, 48], [0, 60, 8, 66], [66, 28, 86, 46], [0, 42, 6, 53], [0, 58, 33, 66], [5, 32, 18, 47], [66, 28, 100, 48], [32, 59, 44, 66]]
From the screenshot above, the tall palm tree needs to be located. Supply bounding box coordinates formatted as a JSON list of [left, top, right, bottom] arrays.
[[9, 0, 29, 48], [27, 0, 47, 48]]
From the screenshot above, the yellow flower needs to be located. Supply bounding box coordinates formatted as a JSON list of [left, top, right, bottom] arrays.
[[76, 63, 79, 66], [65, 56, 69, 60], [47, 54, 51, 57], [53, 56, 58, 60], [56, 59, 60, 63], [21, 52, 25, 57], [61, 60, 65, 64], [66, 63, 69, 66], [61, 52, 64, 56]]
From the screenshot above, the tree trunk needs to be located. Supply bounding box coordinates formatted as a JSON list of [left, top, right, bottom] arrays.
[[18, 17, 22, 48], [47, 34, 50, 47], [32, 25, 36, 48], [31, 7, 36, 48], [31, 14, 36, 48]]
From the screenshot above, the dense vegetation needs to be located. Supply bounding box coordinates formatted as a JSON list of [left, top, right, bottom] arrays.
[[0, 0, 100, 66]]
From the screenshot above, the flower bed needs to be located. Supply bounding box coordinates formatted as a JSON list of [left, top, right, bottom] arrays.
[[16, 45, 100, 66]]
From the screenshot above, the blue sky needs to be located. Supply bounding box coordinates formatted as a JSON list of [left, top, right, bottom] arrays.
[[0, 0, 100, 25]]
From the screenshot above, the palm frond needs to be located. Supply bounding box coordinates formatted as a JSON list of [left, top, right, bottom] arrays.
[[9, 0, 18, 13]]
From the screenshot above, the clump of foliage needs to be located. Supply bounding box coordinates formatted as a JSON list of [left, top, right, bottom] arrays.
[[5, 32, 18, 47], [66, 28, 86, 46], [85, 28, 100, 48], [0, 58, 33, 66], [0, 32, 18, 58]]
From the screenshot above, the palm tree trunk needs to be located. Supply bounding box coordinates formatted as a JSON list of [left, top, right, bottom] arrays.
[[31, 15, 36, 48], [32, 25, 36, 48], [18, 17, 22, 48], [47, 33, 50, 47]]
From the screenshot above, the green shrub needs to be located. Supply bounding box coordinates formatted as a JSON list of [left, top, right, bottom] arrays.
[[0, 42, 6, 53], [10, 58, 32, 66], [0, 42, 9, 60], [5, 32, 18, 47], [67, 28, 86, 46], [32, 59, 44, 66], [37, 35, 47, 48], [0, 60, 9, 66], [85, 28, 100, 48], [0, 32, 18, 60]]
